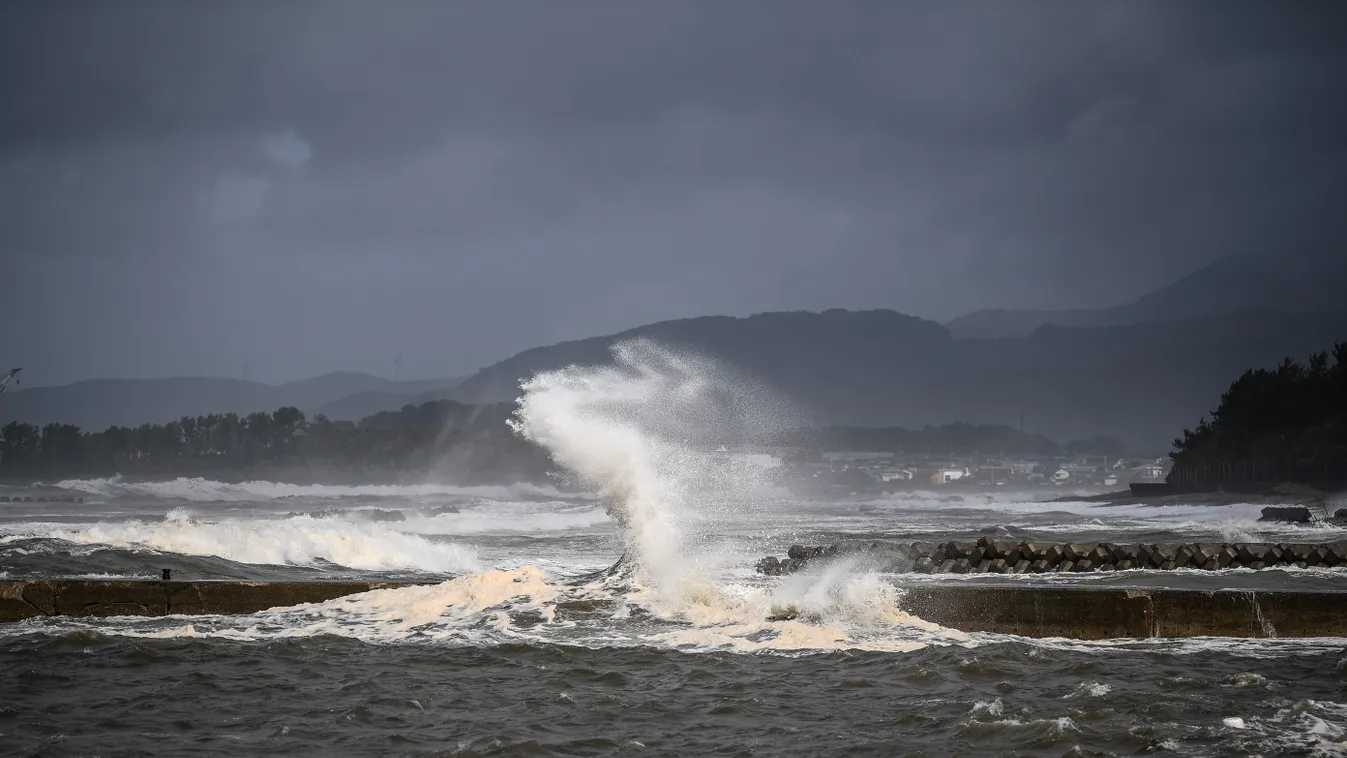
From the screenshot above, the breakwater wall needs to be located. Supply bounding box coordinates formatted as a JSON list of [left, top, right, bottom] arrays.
[[0, 494, 84, 504], [757, 536, 1347, 576], [899, 585, 1347, 639], [0, 579, 414, 623], [2, 579, 1345, 640]]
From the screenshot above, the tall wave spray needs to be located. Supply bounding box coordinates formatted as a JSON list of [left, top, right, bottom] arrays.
[[509, 339, 787, 602]]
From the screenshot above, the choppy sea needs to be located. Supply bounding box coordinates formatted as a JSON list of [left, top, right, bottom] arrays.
[[3, 476, 1347, 756]]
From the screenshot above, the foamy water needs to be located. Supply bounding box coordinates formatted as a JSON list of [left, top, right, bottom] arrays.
[[49, 475, 580, 503], [3, 510, 481, 574]]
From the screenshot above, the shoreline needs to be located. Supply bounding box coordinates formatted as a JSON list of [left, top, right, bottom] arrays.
[[1053, 481, 1345, 509]]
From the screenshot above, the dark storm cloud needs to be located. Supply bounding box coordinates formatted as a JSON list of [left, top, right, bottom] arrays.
[[2, 0, 1345, 384]]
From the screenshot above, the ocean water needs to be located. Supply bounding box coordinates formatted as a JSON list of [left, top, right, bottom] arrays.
[[4, 477, 1347, 756], [4, 343, 1347, 756]]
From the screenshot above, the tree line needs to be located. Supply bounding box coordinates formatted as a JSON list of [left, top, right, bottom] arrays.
[[0, 401, 553, 483], [21, 350, 1329, 487], [1170, 342, 1347, 478], [1, 399, 1147, 486]]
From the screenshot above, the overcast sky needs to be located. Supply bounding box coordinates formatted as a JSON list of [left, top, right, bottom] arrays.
[[3, 1, 1345, 385]]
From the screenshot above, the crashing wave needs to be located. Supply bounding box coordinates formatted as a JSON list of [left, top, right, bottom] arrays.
[[49, 475, 582, 503], [4, 510, 479, 574]]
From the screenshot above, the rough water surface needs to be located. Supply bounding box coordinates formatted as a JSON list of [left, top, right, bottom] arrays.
[[4, 477, 1347, 756], [6, 633, 1347, 757], [3, 344, 1346, 756]]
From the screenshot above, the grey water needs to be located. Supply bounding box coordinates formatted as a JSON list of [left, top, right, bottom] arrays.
[[3, 478, 1347, 756]]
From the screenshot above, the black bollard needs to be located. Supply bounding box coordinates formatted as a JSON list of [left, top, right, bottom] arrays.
[[161, 568, 172, 581]]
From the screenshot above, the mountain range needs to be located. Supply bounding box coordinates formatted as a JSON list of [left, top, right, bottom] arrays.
[[4, 251, 1343, 451], [946, 251, 1347, 338], [448, 307, 1347, 451]]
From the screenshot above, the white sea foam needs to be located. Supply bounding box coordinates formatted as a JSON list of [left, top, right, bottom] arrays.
[[54, 340, 969, 653], [396, 506, 612, 536], [122, 566, 562, 644], [50, 476, 580, 503], [508, 339, 786, 602], [502, 339, 968, 651], [69, 560, 964, 653], [5, 511, 479, 573]]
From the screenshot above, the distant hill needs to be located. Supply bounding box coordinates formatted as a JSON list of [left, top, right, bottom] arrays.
[[450, 307, 1347, 450], [1092, 251, 1347, 326], [946, 308, 1100, 339], [311, 385, 464, 421], [947, 251, 1346, 338], [450, 309, 950, 406], [0, 372, 463, 430]]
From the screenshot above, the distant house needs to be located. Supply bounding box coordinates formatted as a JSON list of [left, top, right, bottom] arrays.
[[878, 468, 915, 482], [1136, 463, 1166, 480], [1103, 474, 1120, 487], [931, 467, 969, 484]]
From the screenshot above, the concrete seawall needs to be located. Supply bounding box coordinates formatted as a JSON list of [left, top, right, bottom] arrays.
[[0, 580, 416, 623], [899, 586, 1347, 639], [3, 579, 1346, 640]]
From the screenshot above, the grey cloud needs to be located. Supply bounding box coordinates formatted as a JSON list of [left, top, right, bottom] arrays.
[[2, 1, 1345, 383]]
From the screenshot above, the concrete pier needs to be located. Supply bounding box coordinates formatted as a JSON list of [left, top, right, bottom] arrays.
[[2, 579, 1346, 639], [899, 585, 1347, 640], [0, 579, 415, 623]]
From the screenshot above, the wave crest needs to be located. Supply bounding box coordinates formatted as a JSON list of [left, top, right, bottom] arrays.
[[7, 512, 479, 574], [50, 476, 580, 503]]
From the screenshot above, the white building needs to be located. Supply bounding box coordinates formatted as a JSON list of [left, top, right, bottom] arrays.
[[878, 468, 915, 482], [931, 467, 970, 484], [1137, 463, 1166, 480]]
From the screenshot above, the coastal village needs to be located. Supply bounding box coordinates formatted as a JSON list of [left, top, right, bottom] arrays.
[[712, 445, 1171, 493]]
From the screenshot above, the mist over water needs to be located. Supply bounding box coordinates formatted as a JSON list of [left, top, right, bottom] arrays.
[[509, 339, 790, 605]]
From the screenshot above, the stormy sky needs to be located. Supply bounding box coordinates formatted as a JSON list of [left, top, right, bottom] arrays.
[[3, 1, 1345, 385]]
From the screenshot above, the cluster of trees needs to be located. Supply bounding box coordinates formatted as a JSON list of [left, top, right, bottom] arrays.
[[0, 401, 553, 483], [1171, 343, 1347, 473]]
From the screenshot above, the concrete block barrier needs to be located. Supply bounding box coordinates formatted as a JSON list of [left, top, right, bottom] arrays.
[[757, 538, 1347, 577]]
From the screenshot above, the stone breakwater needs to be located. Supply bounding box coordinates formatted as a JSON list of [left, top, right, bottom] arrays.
[[756, 536, 1347, 576], [0, 495, 83, 504]]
